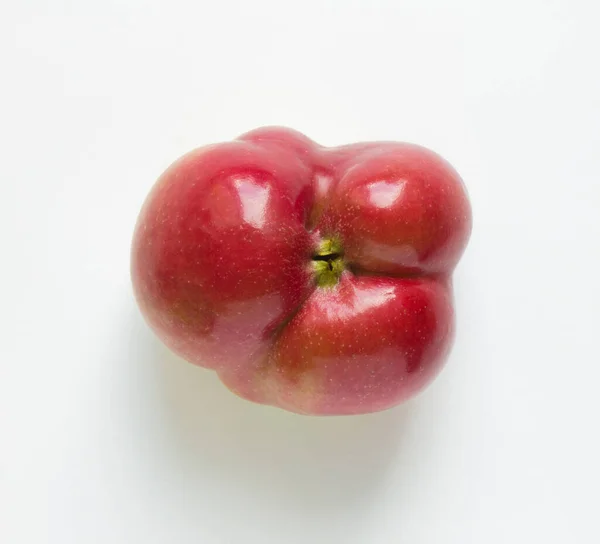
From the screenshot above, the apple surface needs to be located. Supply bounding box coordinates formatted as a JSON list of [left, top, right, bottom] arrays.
[[131, 127, 471, 415]]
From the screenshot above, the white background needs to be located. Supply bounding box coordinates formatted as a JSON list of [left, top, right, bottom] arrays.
[[1, 1, 599, 543]]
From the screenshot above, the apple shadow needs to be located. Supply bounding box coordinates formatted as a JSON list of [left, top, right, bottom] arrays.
[[124, 301, 415, 529]]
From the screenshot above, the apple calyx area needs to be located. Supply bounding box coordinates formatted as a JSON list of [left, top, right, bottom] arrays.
[[312, 237, 344, 287]]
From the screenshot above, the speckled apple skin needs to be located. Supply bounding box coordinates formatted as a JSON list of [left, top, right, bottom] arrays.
[[131, 127, 471, 415]]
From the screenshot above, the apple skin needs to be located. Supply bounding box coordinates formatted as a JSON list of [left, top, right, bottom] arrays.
[[131, 127, 471, 415]]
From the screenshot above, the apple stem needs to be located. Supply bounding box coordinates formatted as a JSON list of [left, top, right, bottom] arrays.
[[312, 237, 345, 287]]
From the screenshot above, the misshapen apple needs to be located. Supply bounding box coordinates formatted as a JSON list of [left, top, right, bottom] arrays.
[[131, 127, 472, 415]]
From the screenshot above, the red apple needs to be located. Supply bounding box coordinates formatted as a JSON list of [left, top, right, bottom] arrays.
[[131, 127, 472, 415]]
